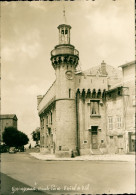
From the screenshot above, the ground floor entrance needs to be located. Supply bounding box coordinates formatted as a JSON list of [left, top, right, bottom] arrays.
[[47, 128, 54, 153], [91, 126, 98, 149], [129, 132, 136, 152]]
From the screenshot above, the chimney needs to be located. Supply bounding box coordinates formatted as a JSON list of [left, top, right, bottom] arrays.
[[37, 95, 43, 106], [101, 60, 107, 75]]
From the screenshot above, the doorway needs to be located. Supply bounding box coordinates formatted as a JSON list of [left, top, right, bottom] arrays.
[[129, 132, 136, 152], [91, 126, 98, 149]]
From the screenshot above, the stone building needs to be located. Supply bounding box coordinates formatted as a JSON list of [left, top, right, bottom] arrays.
[[37, 21, 135, 157], [0, 114, 18, 142], [106, 61, 135, 154]]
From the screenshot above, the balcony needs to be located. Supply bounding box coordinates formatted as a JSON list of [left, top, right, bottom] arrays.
[[51, 45, 79, 57]]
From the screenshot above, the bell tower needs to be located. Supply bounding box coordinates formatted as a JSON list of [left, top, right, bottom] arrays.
[[58, 24, 71, 44], [50, 10, 79, 157]]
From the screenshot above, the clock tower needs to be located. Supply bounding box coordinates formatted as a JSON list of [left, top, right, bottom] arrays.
[[50, 15, 79, 157]]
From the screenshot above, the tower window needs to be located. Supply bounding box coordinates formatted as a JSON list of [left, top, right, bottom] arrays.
[[65, 29, 68, 34], [69, 88, 71, 98], [48, 128, 51, 135], [59, 146, 62, 151], [61, 29, 64, 34], [46, 116, 48, 125], [51, 112, 52, 124]]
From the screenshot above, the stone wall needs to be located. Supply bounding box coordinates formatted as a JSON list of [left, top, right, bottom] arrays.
[[40, 103, 56, 154], [122, 63, 135, 153], [106, 94, 124, 154], [77, 96, 107, 155]]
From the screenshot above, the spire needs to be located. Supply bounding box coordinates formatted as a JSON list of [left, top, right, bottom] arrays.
[[63, 5, 67, 24]]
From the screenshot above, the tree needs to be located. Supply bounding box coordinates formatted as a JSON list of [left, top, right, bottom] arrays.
[[2, 127, 29, 148], [31, 127, 40, 145]]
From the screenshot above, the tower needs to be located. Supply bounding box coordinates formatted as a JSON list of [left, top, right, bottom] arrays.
[[50, 13, 79, 157]]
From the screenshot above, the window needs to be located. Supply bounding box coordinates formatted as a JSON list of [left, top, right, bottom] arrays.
[[91, 101, 99, 115], [69, 88, 71, 98], [118, 90, 121, 95], [83, 140, 88, 144], [43, 119, 44, 129], [65, 29, 68, 34], [108, 116, 113, 130], [117, 116, 122, 129], [48, 128, 51, 135], [118, 135, 123, 138], [91, 126, 98, 134], [51, 112, 52, 124], [59, 146, 62, 151], [61, 29, 64, 34], [46, 116, 48, 125]]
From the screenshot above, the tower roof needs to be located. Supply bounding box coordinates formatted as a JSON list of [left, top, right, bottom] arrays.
[[57, 24, 71, 30]]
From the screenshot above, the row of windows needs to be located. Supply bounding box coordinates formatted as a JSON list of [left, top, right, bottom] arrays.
[[108, 116, 122, 130], [61, 29, 68, 35], [40, 112, 53, 128], [46, 113, 53, 125]]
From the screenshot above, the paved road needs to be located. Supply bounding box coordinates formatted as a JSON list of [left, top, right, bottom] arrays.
[[1, 173, 46, 195], [1, 153, 135, 194]]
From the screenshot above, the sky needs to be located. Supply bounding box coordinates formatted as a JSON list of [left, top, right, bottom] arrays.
[[1, 0, 135, 143]]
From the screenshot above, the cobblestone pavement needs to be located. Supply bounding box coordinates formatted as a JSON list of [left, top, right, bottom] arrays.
[[30, 152, 135, 162]]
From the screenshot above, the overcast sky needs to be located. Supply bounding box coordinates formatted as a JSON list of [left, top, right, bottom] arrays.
[[1, 0, 134, 141]]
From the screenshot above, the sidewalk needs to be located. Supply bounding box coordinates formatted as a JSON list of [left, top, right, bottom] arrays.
[[30, 152, 135, 162]]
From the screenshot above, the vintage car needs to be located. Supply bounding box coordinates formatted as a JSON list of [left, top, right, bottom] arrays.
[[9, 147, 16, 154]]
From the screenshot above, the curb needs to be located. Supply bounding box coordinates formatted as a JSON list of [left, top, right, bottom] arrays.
[[29, 153, 135, 162]]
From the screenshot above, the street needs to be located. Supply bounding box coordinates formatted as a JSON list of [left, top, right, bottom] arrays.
[[1, 153, 135, 194]]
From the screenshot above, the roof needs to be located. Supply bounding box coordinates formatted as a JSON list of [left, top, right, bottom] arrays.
[[119, 60, 135, 68], [80, 64, 122, 78], [107, 84, 123, 92], [0, 114, 18, 120]]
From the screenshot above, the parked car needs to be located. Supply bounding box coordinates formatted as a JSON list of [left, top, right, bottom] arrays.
[[9, 147, 16, 154], [18, 146, 25, 152], [0, 144, 9, 153]]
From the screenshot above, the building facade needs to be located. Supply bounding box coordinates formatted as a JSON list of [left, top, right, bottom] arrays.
[[37, 22, 135, 157], [0, 114, 18, 142]]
